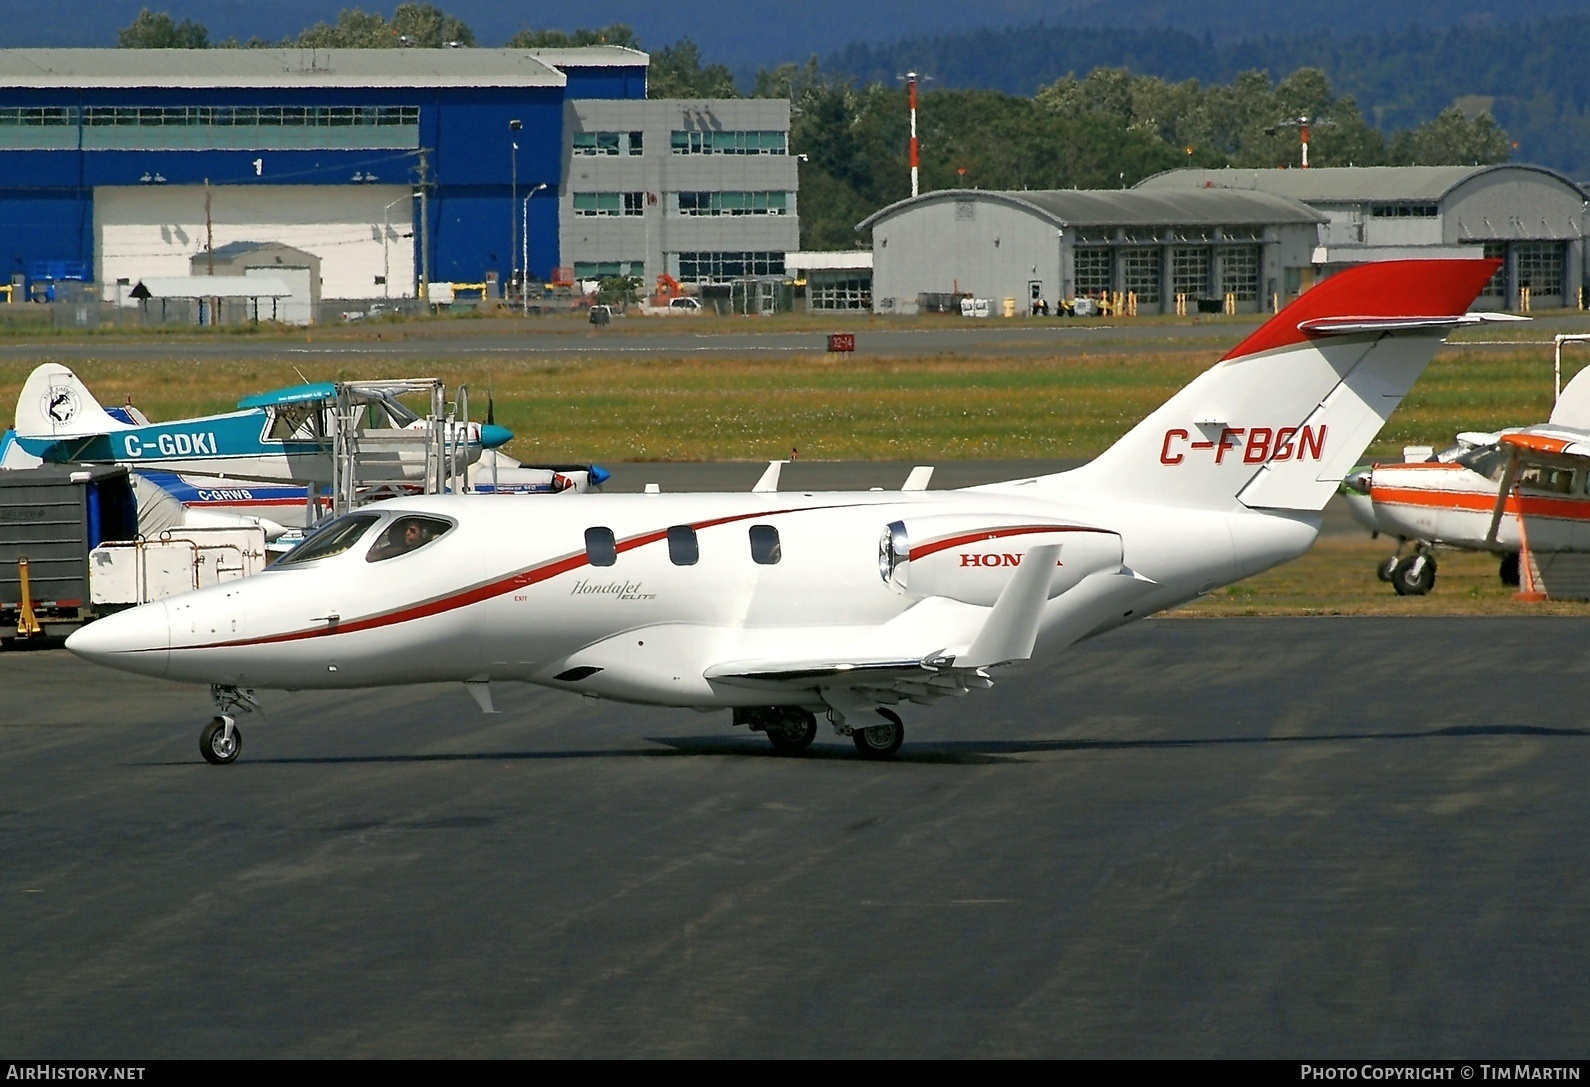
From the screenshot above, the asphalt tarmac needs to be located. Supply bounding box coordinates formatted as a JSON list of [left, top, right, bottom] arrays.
[[2, 616, 1587, 1057]]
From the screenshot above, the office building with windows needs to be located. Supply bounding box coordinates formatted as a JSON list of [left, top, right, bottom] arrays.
[[0, 47, 796, 320], [562, 98, 797, 286]]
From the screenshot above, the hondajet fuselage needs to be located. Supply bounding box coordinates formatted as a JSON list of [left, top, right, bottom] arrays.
[[67, 259, 1502, 761]]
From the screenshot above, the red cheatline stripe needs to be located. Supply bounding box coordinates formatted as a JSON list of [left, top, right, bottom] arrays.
[[908, 524, 1113, 562], [171, 503, 856, 652], [1372, 486, 1590, 521]]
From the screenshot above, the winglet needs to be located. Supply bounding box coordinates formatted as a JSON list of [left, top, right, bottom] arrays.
[[960, 544, 1060, 668], [752, 460, 787, 493], [902, 465, 934, 491]]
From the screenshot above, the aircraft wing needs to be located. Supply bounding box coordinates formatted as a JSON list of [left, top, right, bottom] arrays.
[[704, 655, 994, 706], [1484, 428, 1590, 544]]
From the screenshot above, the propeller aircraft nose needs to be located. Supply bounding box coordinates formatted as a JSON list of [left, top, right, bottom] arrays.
[[1341, 466, 1373, 496], [479, 424, 514, 449], [65, 599, 171, 678]]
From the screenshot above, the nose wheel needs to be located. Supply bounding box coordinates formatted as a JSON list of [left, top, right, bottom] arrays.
[[200, 685, 259, 765], [200, 715, 242, 765]]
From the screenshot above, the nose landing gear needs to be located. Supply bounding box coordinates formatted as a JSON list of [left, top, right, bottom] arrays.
[[201, 685, 259, 766], [200, 716, 241, 764]]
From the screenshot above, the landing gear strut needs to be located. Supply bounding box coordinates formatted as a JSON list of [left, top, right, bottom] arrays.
[[201, 686, 259, 766]]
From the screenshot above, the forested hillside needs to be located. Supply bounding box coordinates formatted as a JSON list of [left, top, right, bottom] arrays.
[[826, 15, 1590, 177]]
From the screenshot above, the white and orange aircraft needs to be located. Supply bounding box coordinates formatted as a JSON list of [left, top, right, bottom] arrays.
[[1342, 347, 1590, 596], [67, 260, 1500, 764]]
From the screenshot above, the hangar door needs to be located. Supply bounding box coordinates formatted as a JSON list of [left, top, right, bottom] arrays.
[[95, 184, 415, 304]]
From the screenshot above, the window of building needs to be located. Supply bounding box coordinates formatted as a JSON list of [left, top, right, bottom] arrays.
[[667, 525, 699, 565], [1073, 247, 1112, 296], [1370, 203, 1439, 218], [76, 104, 419, 151], [585, 526, 617, 567], [0, 106, 78, 150], [670, 129, 787, 155], [808, 271, 872, 311], [676, 252, 786, 284], [748, 524, 782, 565], [1121, 247, 1161, 304], [573, 261, 646, 279], [1219, 246, 1260, 301], [573, 192, 644, 217], [572, 130, 643, 156], [677, 191, 789, 216], [1481, 242, 1508, 298], [1515, 241, 1565, 299], [1171, 246, 1210, 298]]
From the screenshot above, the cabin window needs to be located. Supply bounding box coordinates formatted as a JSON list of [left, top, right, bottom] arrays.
[[667, 525, 698, 566], [1517, 463, 1576, 495], [267, 404, 314, 441], [271, 513, 380, 566], [365, 515, 453, 562], [585, 526, 617, 567], [749, 524, 781, 565]]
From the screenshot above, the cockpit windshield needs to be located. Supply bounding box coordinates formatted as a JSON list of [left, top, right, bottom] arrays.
[[270, 513, 381, 567], [365, 515, 453, 562], [1453, 444, 1508, 481]]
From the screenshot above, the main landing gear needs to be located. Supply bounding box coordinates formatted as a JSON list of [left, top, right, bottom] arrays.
[[735, 706, 818, 753], [201, 686, 259, 765], [850, 708, 905, 760], [1377, 543, 1436, 596], [733, 705, 906, 759]]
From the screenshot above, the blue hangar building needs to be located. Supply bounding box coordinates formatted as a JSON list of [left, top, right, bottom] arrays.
[[0, 46, 660, 310]]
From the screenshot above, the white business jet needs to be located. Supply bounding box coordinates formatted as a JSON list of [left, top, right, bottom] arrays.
[[67, 259, 1501, 764]]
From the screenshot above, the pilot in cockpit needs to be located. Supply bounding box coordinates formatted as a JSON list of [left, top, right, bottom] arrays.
[[366, 516, 436, 562]]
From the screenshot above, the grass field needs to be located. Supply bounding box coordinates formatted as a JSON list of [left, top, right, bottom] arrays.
[[0, 346, 1574, 464]]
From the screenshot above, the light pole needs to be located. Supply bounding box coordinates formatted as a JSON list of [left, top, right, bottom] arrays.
[[522, 183, 548, 316], [509, 119, 522, 301], [382, 195, 410, 300]]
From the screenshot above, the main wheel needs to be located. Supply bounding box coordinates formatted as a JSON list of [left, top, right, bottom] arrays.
[[1376, 555, 1400, 583], [766, 710, 817, 753], [852, 709, 904, 760], [1390, 553, 1436, 596], [1500, 552, 1521, 587], [200, 717, 242, 765]]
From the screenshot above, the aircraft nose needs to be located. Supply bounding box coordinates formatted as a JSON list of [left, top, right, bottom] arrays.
[[589, 464, 611, 486], [1341, 465, 1373, 495], [479, 423, 513, 449], [65, 599, 170, 678]]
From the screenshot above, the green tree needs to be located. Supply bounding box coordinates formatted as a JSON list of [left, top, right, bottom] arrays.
[[293, 4, 474, 48], [1390, 107, 1512, 165], [506, 24, 640, 49], [117, 8, 209, 48], [648, 40, 740, 98]]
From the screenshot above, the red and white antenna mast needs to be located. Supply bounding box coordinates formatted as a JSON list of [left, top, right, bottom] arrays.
[[897, 71, 931, 197], [1267, 113, 1333, 169]]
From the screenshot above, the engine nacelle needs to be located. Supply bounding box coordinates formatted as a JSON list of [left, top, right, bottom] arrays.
[[878, 513, 1123, 606]]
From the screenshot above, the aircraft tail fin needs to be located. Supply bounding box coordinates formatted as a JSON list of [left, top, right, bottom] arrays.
[[1055, 259, 1500, 513], [15, 363, 131, 441]]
